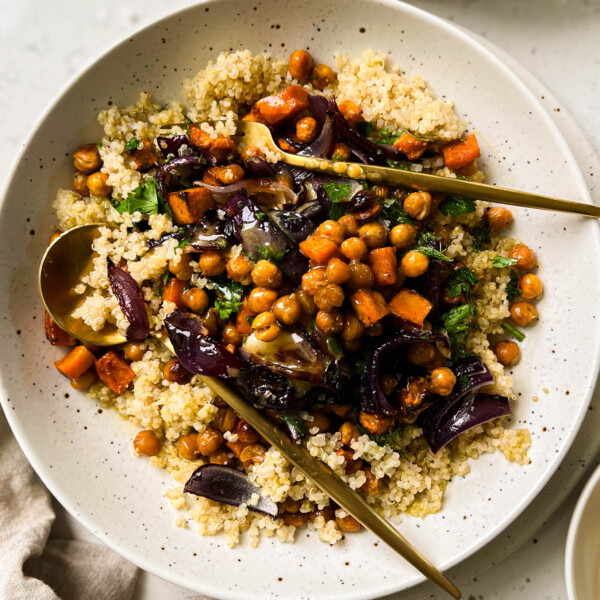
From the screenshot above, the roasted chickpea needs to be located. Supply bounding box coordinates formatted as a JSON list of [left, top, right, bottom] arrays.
[[179, 433, 200, 460], [273, 294, 302, 325], [200, 307, 219, 336], [326, 258, 351, 285], [380, 374, 398, 396], [510, 301, 538, 326], [133, 430, 161, 457], [301, 267, 328, 295], [339, 421, 360, 445], [73, 171, 90, 196], [340, 309, 365, 341], [247, 287, 278, 313], [518, 273, 542, 300], [346, 261, 374, 290], [163, 358, 192, 384], [182, 288, 209, 314], [251, 260, 282, 288], [314, 283, 345, 311], [428, 367, 456, 396], [87, 172, 112, 196], [316, 220, 345, 245], [332, 143, 351, 161], [308, 411, 330, 433], [122, 341, 147, 362], [366, 322, 384, 337], [252, 311, 281, 342], [240, 443, 266, 466], [222, 322, 243, 346], [213, 407, 238, 433], [389, 223, 417, 250], [70, 368, 97, 390], [281, 512, 308, 527], [494, 340, 521, 366], [401, 251, 429, 277], [281, 497, 301, 513], [361, 466, 379, 494], [169, 253, 193, 281], [336, 514, 361, 532], [315, 309, 344, 334], [288, 49, 313, 80], [338, 214, 359, 237], [199, 250, 226, 277], [509, 243, 536, 270], [309, 505, 335, 523], [403, 191, 432, 220], [340, 237, 368, 261], [406, 342, 435, 366], [195, 428, 224, 456], [295, 289, 318, 316], [295, 117, 318, 143], [235, 420, 260, 444], [209, 450, 235, 466], [312, 63, 337, 90], [485, 207, 513, 232], [226, 254, 253, 283], [358, 222, 387, 249], [73, 144, 102, 173]]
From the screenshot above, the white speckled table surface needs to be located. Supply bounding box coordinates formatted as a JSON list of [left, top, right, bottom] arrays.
[[1, 1, 599, 598]]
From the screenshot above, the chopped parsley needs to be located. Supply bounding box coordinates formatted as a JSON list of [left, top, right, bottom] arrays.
[[124, 137, 140, 152], [158, 103, 169, 111], [439, 195, 476, 217], [506, 269, 520, 302], [414, 231, 452, 262], [445, 267, 479, 305], [331, 152, 346, 162], [258, 244, 286, 263], [326, 337, 344, 358], [355, 121, 374, 137], [441, 303, 477, 350], [255, 211, 266, 222], [176, 236, 191, 250], [208, 278, 244, 321], [278, 411, 305, 438], [385, 158, 410, 170], [97, 141, 103, 148], [380, 198, 415, 227], [245, 315, 255, 327], [457, 373, 470, 388], [471, 224, 491, 252], [358, 423, 407, 455], [501, 322, 526, 342], [374, 127, 400, 145], [112, 179, 171, 217], [323, 181, 353, 220], [492, 256, 518, 268]]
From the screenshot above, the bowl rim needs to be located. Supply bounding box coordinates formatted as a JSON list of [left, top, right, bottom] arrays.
[[565, 463, 600, 600], [2, 0, 600, 597]]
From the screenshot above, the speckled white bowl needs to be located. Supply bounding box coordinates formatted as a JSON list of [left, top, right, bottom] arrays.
[[1, 1, 600, 598], [566, 464, 600, 600]]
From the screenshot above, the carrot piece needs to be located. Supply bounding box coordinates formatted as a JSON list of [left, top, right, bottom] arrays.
[[236, 301, 256, 335], [393, 132, 428, 161], [388, 288, 433, 327], [254, 85, 310, 125], [168, 188, 215, 226], [94, 350, 135, 394], [162, 278, 186, 308], [367, 247, 398, 287], [442, 134, 481, 170], [299, 235, 339, 264], [129, 138, 158, 172], [44, 312, 76, 346], [350, 290, 390, 327], [55, 345, 96, 380]]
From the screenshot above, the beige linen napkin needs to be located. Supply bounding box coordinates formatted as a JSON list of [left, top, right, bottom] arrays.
[[0, 409, 138, 600]]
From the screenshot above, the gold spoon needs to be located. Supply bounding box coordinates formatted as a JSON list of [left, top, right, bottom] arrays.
[[39, 223, 461, 599]]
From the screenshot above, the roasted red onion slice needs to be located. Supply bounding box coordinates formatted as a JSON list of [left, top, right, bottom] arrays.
[[194, 179, 297, 207], [106, 258, 149, 341]]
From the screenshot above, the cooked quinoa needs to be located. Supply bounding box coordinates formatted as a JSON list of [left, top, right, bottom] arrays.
[[49, 49, 534, 548]]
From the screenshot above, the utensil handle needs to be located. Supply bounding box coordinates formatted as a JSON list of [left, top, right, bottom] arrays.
[[202, 376, 461, 599]]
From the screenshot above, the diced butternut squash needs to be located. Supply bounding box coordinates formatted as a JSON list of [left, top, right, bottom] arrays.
[[95, 350, 135, 394], [168, 187, 215, 226], [367, 247, 398, 287], [254, 85, 310, 125], [389, 288, 433, 327], [393, 132, 428, 161], [338, 100, 363, 126], [55, 345, 96, 380], [44, 312, 76, 346], [350, 290, 390, 327], [456, 159, 478, 177], [299, 235, 339, 264], [189, 126, 235, 163], [162, 278, 186, 308], [442, 134, 481, 170], [129, 138, 158, 172], [236, 301, 256, 335]]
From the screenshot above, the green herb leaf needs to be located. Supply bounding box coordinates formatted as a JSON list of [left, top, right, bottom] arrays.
[[385, 158, 410, 170], [445, 267, 479, 303], [439, 195, 476, 217], [255, 211, 266, 222], [506, 269, 520, 302], [97, 141, 103, 148], [246, 315, 255, 327], [159, 103, 169, 112], [322, 181, 352, 204], [355, 121, 374, 137], [278, 411, 305, 438], [258, 244, 286, 263], [326, 337, 344, 358], [331, 153, 346, 162], [471, 224, 491, 252], [501, 322, 526, 342], [442, 304, 476, 337], [208, 277, 244, 321], [124, 137, 140, 152], [113, 179, 168, 216], [358, 423, 407, 452], [492, 256, 518, 268], [376, 129, 400, 145], [413, 231, 452, 262], [176, 236, 191, 250], [380, 198, 414, 227]]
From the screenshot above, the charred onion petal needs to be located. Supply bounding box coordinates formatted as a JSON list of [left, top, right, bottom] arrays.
[[268, 210, 316, 245], [246, 156, 276, 178], [156, 135, 188, 157], [298, 112, 336, 158], [423, 393, 511, 454], [146, 227, 190, 250], [184, 464, 278, 517], [106, 258, 150, 341], [308, 94, 329, 129], [296, 200, 324, 219], [284, 164, 315, 188], [195, 179, 297, 207], [360, 329, 450, 416], [277, 131, 305, 151], [156, 155, 203, 199], [164, 309, 244, 377], [188, 217, 230, 250]]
